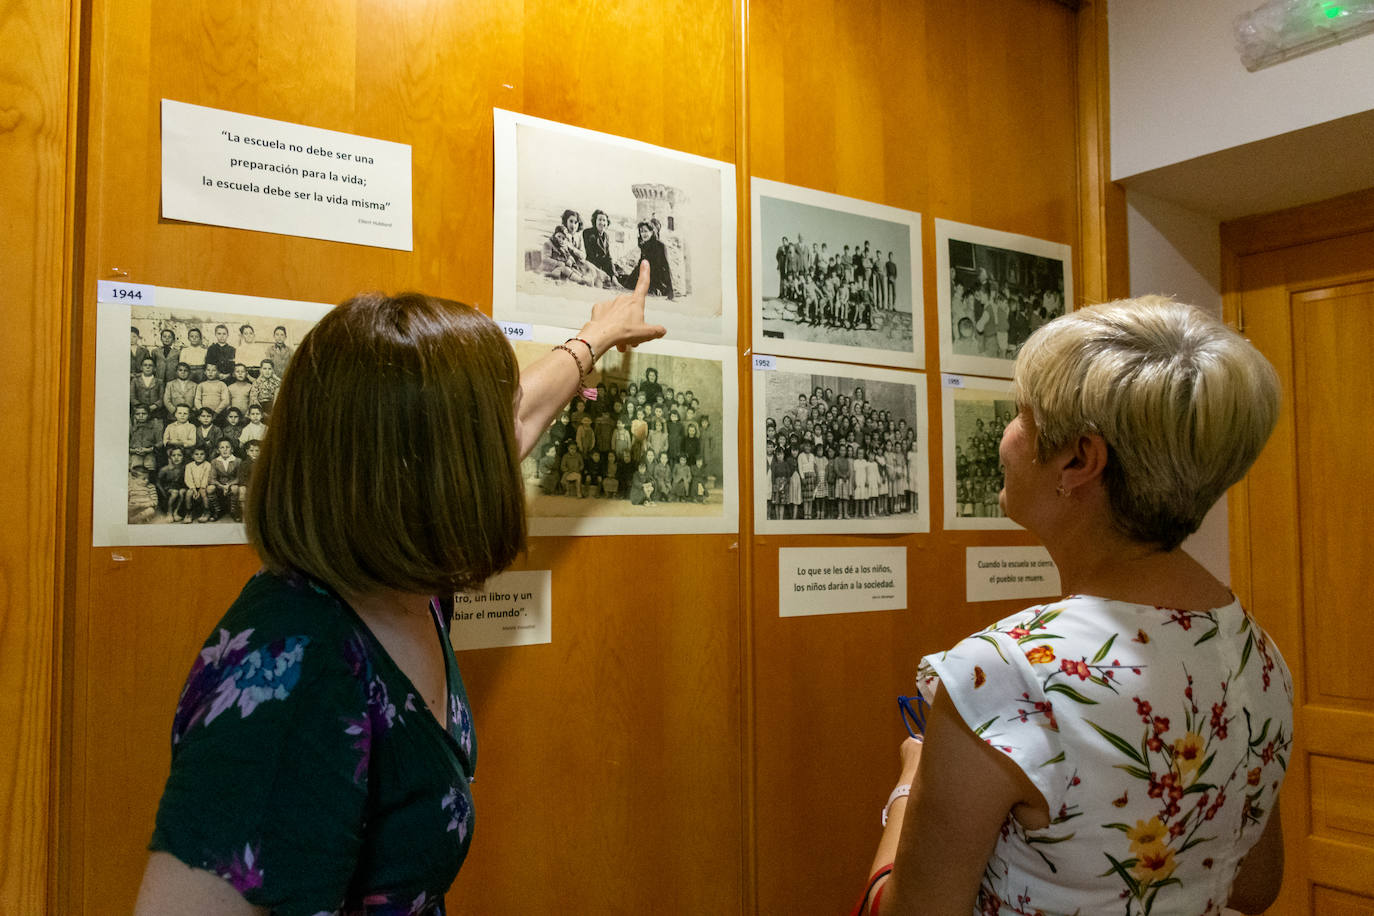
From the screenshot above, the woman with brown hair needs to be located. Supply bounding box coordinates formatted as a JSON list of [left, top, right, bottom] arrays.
[[136, 265, 663, 915]]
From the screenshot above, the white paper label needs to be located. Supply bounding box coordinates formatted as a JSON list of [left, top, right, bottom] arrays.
[[965, 546, 1061, 602], [498, 321, 533, 340], [449, 570, 552, 651], [752, 354, 777, 371], [98, 281, 156, 305], [161, 99, 413, 251], [778, 547, 906, 617], [941, 373, 965, 389]]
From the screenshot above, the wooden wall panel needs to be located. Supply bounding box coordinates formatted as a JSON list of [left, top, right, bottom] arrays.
[[1076, 0, 1130, 305], [0, 0, 75, 911], [746, 1, 1081, 912], [68, 0, 742, 912], [58, 0, 1098, 913]]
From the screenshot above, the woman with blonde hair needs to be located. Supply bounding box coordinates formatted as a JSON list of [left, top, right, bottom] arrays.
[[137, 266, 663, 914], [857, 297, 1292, 916]]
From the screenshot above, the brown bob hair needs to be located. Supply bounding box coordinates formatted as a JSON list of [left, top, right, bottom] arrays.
[[246, 292, 526, 596]]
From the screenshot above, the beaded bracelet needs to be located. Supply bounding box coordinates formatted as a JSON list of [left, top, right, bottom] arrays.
[[552, 343, 597, 400], [567, 336, 596, 365], [565, 337, 598, 399]]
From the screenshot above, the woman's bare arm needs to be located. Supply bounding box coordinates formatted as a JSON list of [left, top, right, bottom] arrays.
[[869, 692, 1045, 915], [1227, 805, 1284, 913], [514, 260, 665, 458], [134, 852, 266, 916]]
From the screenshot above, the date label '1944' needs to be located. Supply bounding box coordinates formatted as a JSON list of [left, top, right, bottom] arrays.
[[98, 281, 156, 305]]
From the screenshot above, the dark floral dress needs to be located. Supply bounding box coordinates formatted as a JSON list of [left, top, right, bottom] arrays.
[[151, 570, 476, 915], [917, 595, 1293, 916]]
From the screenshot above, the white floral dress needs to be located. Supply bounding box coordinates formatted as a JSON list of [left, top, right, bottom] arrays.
[[918, 595, 1293, 916]]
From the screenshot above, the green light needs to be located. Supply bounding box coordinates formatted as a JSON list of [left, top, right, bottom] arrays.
[[1324, 5, 1345, 18]]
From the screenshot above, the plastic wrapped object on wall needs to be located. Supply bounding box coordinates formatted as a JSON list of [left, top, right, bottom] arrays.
[[1235, 0, 1374, 70]]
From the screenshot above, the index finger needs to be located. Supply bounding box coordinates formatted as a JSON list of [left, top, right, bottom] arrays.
[[632, 259, 651, 302]]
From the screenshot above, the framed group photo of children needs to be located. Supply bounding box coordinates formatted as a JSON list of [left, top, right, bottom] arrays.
[[511, 327, 739, 537], [940, 376, 1022, 531], [492, 109, 738, 348], [751, 179, 923, 370], [753, 357, 929, 536], [934, 219, 1071, 380], [93, 285, 332, 546]]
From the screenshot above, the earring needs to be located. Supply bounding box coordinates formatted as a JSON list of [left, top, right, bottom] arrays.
[[1056, 484, 1068, 497]]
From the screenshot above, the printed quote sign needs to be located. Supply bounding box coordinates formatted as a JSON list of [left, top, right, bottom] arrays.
[[448, 570, 552, 651], [965, 546, 1061, 602], [162, 99, 413, 250], [778, 547, 907, 618]]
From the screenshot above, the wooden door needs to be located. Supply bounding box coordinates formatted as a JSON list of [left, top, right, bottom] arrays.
[[1225, 191, 1374, 915]]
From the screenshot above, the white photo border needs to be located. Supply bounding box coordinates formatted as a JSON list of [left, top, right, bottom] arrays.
[[492, 109, 738, 347], [940, 376, 1022, 531], [934, 218, 1072, 380], [751, 178, 924, 369], [514, 325, 739, 537], [94, 286, 334, 546], [753, 356, 929, 536]]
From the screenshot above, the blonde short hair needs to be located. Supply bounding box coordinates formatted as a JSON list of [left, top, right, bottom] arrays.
[[246, 292, 525, 595], [1013, 296, 1279, 550]]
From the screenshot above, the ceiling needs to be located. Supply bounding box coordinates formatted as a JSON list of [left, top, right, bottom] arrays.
[[1116, 107, 1374, 222]]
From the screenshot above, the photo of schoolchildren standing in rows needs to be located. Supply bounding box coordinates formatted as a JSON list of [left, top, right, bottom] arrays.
[[126, 308, 315, 526], [755, 359, 929, 535], [950, 398, 1015, 519], [514, 343, 727, 526], [752, 180, 922, 369]]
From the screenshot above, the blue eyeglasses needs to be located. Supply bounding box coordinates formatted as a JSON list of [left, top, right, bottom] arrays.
[[898, 694, 928, 738]]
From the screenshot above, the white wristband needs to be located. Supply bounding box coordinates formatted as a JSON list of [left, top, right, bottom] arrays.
[[882, 783, 911, 826]]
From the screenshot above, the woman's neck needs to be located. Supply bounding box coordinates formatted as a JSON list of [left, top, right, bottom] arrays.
[[1044, 517, 1231, 611], [343, 588, 433, 627]]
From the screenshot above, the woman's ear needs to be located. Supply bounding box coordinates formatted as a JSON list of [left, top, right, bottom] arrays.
[[1058, 433, 1108, 495]]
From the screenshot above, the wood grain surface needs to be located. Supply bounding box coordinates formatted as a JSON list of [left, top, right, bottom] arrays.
[[0, 1, 77, 912], [28, 0, 1100, 912], [746, 1, 1081, 911]]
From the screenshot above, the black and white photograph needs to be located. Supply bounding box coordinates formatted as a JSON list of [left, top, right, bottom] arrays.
[[512, 330, 738, 536], [493, 109, 738, 347], [94, 287, 333, 546], [751, 178, 923, 369], [753, 357, 929, 535], [941, 378, 1021, 531], [935, 218, 1072, 380]]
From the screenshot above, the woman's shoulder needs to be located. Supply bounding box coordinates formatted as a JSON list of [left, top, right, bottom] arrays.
[[973, 593, 1210, 639], [927, 595, 1141, 670], [169, 571, 376, 748], [934, 593, 1276, 690], [204, 570, 371, 675]]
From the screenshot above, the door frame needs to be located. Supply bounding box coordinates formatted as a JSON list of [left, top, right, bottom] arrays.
[[1220, 185, 1374, 914], [1220, 186, 1374, 608]]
